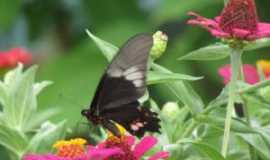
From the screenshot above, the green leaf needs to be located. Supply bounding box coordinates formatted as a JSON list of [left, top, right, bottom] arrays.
[[24, 109, 60, 132], [179, 139, 225, 160], [33, 81, 53, 96], [244, 38, 270, 51], [147, 71, 203, 85], [196, 115, 257, 134], [27, 121, 66, 153], [12, 65, 38, 129], [178, 44, 230, 61], [238, 133, 270, 159], [86, 29, 118, 61], [152, 63, 204, 114], [0, 82, 7, 108], [178, 38, 270, 62], [0, 124, 28, 158], [242, 94, 270, 110]]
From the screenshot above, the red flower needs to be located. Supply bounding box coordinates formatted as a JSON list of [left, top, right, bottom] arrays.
[[0, 48, 32, 68], [187, 0, 270, 41]]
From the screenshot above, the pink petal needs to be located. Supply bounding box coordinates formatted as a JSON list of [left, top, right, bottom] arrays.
[[232, 28, 252, 39], [218, 64, 231, 85], [218, 64, 259, 85], [187, 12, 230, 39], [133, 136, 157, 158], [148, 151, 170, 160], [242, 64, 259, 84], [126, 136, 136, 146], [88, 146, 123, 160], [249, 22, 270, 39]]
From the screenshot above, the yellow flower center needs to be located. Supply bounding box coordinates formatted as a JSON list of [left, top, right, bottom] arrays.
[[53, 138, 87, 158], [257, 60, 270, 77]]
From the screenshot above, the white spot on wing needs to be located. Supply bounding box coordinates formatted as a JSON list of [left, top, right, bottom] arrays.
[[133, 79, 144, 87], [123, 67, 139, 76], [107, 68, 123, 77], [131, 124, 139, 131], [125, 72, 144, 81]]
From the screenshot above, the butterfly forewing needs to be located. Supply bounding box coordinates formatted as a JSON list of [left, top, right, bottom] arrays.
[[82, 33, 160, 137]]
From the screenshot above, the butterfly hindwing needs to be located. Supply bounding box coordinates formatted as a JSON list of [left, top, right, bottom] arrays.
[[101, 102, 160, 137]]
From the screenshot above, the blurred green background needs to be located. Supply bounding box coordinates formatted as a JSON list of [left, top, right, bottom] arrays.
[[0, 0, 270, 157]]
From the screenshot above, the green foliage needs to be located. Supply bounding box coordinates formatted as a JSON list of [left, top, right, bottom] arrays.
[[0, 65, 65, 159]]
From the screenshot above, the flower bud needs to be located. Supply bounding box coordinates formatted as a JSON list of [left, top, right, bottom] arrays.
[[161, 102, 181, 122], [150, 31, 168, 60]]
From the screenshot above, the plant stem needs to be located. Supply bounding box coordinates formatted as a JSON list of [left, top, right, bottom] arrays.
[[182, 120, 197, 138], [221, 48, 242, 157], [238, 50, 257, 160]]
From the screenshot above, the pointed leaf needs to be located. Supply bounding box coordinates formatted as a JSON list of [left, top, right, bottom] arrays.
[[178, 44, 230, 61], [86, 29, 118, 61], [33, 81, 53, 96], [27, 121, 66, 152], [147, 71, 203, 85]]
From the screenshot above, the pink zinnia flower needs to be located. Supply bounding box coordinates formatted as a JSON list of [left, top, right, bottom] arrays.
[[218, 64, 259, 84], [99, 135, 169, 160], [187, 0, 270, 41], [23, 138, 122, 160], [23, 136, 169, 160], [0, 47, 32, 68]]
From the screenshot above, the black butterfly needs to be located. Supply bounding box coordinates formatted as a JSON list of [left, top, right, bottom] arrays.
[[81, 33, 160, 137]]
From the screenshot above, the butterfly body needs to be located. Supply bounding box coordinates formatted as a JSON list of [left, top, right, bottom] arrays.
[[82, 34, 160, 137]]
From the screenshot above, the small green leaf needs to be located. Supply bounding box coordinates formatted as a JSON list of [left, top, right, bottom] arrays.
[[244, 38, 270, 51], [147, 71, 203, 85], [178, 44, 230, 61], [86, 29, 118, 61], [33, 81, 53, 96]]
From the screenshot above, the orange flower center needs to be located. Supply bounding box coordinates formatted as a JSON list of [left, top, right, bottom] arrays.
[[104, 136, 136, 160], [53, 138, 87, 158]]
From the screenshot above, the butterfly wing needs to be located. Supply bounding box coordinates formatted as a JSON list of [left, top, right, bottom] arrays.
[[91, 34, 153, 114], [86, 33, 161, 136]]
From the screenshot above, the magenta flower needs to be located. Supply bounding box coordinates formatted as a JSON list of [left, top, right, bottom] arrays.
[[218, 64, 259, 84], [23, 138, 122, 160], [187, 0, 270, 41], [99, 135, 170, 160], [23, 136, 169, 160]]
